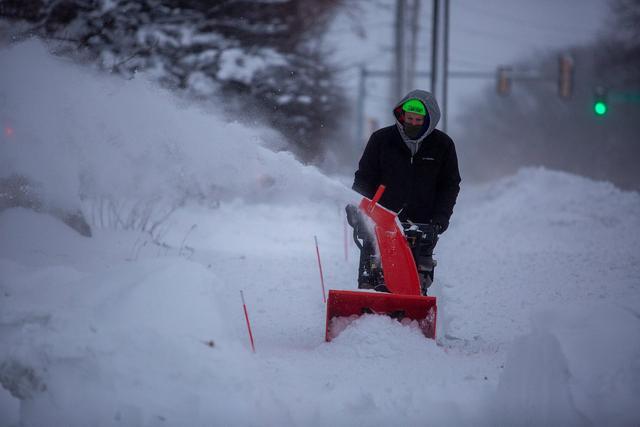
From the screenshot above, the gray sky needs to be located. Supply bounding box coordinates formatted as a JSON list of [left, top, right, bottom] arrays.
[[329, 0, 612, 139], [449, 0, 609, 70]]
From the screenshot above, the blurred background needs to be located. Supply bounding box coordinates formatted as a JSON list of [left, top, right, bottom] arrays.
[[1, 0, 638, 189]]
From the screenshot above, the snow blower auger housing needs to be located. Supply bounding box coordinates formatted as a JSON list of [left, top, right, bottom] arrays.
[[325, 185, 437, 341]]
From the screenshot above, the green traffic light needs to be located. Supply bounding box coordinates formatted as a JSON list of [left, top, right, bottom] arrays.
[[594, 101, 607, 115]]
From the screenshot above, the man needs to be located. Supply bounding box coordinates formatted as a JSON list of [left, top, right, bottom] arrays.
[[347, 89, 461, 293]]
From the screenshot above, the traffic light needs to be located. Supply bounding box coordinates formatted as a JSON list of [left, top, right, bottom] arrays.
[[558, 54, 574, 99], [593, 86, 608, 116], [496, 66, 511, 96]]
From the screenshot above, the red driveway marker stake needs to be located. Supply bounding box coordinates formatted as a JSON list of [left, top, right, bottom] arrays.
[[314, 236, 327, 303], [240, 290, 256, 353]]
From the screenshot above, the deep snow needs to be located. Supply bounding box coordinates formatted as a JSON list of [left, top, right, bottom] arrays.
[[1, 42, 640, 426]]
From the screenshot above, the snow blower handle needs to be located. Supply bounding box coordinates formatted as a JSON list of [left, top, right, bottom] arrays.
[[346, 204, 366, 250], [347, 185, 386, 249], [370, 185, 386, 209]]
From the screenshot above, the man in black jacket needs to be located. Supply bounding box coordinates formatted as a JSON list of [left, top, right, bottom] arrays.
[[348, 89, 461, 293]]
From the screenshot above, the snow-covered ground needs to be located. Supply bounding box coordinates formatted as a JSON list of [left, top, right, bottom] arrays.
[[2, 42, 640, 426]]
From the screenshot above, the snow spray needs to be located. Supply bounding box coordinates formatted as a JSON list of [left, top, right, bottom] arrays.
[[343, 216, 349, 262]]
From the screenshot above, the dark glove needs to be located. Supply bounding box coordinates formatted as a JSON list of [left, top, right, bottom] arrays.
[[345, 204, 360, 228], [432, 223, 443, 235], [429, 218, 446, 235], [346, 204, 371, 242], [419, 223, 440, 246]]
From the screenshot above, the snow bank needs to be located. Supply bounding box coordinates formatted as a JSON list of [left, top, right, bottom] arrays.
[[0, 205, 490, 427], [439, 167, 640, 425], [0, 40, 348, 215], [0, 209, 251, 426], [2, 164, 639, 425], [493, 304, 640, 426], [441, 167, 640, 345]]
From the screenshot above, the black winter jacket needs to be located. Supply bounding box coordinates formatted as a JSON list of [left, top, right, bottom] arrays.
[[352, 124, 461, 232]]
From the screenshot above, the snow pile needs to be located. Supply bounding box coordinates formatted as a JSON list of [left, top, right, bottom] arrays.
[[0, 41, 347, 215], [0, 209, 254, 426], [494, 305, 640, 426], [441, 167, 640, 344], [439, 167, 640, 425], [0, 205, 485, 426], [2, 166, 639, 425]]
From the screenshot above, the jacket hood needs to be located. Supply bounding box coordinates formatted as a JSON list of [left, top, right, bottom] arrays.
[[393, 89, 441, 147]]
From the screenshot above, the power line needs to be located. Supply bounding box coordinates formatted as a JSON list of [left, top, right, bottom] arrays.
[[450, 57, 497, 68], [454, 26, 564, 45]]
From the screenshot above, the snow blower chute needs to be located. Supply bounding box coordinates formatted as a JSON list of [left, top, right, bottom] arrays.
[[325, 185, 437, 341]]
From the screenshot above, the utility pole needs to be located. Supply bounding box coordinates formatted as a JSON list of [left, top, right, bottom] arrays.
[[406, 0, 420, 93], [393, 0, 406, 102], [356, 66, 366, 144], [442, 0, 450, 132], [430, 0, 440, 98]]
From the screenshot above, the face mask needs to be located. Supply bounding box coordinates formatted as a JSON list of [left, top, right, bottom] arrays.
[[404, 123, 422, 139]]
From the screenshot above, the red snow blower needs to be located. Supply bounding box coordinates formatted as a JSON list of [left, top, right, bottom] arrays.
[[325, 185, 437, 341]]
